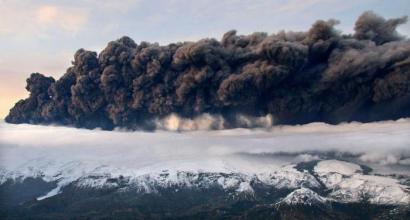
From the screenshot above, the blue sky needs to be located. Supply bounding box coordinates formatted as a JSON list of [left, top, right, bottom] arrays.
[[0, 0, 409, 117]]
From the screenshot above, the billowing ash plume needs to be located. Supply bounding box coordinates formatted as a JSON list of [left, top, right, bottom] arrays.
[[5, 11, 410, 130]]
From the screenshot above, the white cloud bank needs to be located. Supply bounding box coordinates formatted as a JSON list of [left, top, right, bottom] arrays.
[[0, 118, 409, 175]]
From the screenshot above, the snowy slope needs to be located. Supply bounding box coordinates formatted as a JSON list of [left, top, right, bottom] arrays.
[[315, 160, 410, 204], [1, 157, 409, 205], [0, 159, 320, 200], [279, 187, 328, 205]]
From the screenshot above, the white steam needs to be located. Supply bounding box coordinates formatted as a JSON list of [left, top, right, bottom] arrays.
[[153, 113, 274, 131], [154, 113, 225, 131]]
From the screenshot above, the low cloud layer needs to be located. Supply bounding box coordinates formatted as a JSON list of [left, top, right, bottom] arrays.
[[1, 119, 409, 176]]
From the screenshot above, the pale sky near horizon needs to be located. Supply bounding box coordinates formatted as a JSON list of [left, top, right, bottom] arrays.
[[1, 0, 409, 118]]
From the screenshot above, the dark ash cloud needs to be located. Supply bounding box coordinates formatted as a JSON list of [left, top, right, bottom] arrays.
[[5, 11, 410, 130]]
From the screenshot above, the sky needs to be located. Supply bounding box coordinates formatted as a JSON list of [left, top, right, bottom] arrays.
[[0, 0, 409, 118]]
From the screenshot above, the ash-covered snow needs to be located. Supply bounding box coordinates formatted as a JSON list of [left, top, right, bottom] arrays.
[[0, 119, 409, 204]]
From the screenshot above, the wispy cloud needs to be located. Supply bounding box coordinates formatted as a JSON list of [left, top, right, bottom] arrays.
[[35, 5, 87, 33], [0, 2, 88, 38], [273, 0, 323, 13]]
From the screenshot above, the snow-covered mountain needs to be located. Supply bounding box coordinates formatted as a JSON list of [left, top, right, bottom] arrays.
[[1, 158, 409, 205], [314, 160, 410, 204], [278, 187, 328, 205], [1, 120, 410, 219]]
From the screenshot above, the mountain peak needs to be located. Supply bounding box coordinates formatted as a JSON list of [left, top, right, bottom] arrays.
[[280, 187, 328, 206]]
